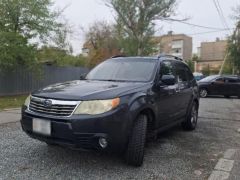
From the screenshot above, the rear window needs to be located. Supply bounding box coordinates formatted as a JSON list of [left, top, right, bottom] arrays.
[[225, 77, 240, 83]]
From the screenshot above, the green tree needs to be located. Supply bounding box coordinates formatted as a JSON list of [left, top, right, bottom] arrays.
[[225, 4, 240, 74], [202, 65, 210, 76], [0, 32, 36, 70], [222, 60, 233, 74], [227, 22, 240, 74], [185, 54, 199, 73], [106, 0, 176, 56], [186, 60, 194, 72], [37, 46, 66, 64], [0, 0, 61, 40], [37, 46, 87, 67], [52, 25, 73, 55], [192, 54, 199, 62], [84, 21, 121, 67], [0, 0, 63, 70]]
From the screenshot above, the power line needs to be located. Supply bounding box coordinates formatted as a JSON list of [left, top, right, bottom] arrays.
[[162, 18, 229, 31], [212, 0, 231, 31], [188, 28, 234, 36], [216, 0, 230, 30], [212, 0, 226, 27]]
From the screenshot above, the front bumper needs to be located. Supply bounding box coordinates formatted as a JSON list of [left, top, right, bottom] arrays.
[[21, 106, 131, 152]]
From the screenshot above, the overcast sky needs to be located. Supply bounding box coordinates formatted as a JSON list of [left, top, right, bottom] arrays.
[[54, 0, 239, 54]]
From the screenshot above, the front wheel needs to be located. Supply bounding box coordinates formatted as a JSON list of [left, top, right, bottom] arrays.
[[182, 102, 198, 131], [125, 115, 147, 167], [199, 89, 208, 98]]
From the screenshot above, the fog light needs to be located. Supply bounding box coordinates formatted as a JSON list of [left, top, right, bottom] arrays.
[[99, 138, 108, 149]]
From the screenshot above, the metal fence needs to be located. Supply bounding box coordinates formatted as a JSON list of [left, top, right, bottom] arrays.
[[0, 65, 89, 96]]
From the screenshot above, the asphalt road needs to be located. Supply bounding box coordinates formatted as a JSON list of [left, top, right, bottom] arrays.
[[0, 98, 239, 180]]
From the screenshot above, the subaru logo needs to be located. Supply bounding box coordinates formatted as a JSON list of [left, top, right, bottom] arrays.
[[43, 99, 52, 108]]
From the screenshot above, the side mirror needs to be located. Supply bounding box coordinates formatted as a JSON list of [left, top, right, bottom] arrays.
[[80, 73, 87, 80], [161, 75, 176, 86]]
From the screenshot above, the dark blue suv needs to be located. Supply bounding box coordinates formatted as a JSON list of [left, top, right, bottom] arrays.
[[21, 55, 199, 166]]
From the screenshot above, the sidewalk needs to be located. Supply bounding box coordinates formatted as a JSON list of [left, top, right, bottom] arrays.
[[0, 108, 21, 125]]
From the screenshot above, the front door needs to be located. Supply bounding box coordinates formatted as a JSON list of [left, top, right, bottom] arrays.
[[155, 60, 179, 127], [209, 77, 225, 95]]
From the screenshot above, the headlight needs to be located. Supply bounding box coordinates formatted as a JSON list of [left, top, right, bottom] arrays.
[[74, 98, 120, 115], [24, 95, 31, 107]]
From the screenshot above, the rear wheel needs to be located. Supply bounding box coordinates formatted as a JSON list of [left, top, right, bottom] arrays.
[[199, 89, 208, 98], [125, 115, 147, 167], [182, 102, 198, 131]]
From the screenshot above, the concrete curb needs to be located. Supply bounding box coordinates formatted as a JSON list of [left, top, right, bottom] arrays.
[[208, 149, 237, 180], [0, 120, 19, 126], [1, 108, 21, 112], [0, 108, 21, 125]]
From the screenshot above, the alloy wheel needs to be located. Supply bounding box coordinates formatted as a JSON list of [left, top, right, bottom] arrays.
[[191, 105, 198, 127], [200, 89, 207, 98]]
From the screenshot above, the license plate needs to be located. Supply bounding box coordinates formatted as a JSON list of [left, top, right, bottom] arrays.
[[32, 119, 51, 136]]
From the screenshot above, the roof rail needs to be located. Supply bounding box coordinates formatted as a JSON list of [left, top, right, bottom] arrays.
[[158, 54, 183, 61], [111, 55, 126, 58]]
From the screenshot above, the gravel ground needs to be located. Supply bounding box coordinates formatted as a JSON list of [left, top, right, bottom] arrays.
[[0, 98, 240, 180]]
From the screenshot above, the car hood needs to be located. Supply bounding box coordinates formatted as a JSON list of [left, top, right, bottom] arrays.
[[32, 80, 148, 100]]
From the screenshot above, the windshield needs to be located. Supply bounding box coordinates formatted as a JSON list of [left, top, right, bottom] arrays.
[[199, 75, 218, 82], [86, 58, 157, 82]]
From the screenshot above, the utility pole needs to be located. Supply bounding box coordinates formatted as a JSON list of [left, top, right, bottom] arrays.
[[219, 53, 229, 75]]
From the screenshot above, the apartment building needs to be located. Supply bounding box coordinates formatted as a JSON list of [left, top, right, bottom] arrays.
[[153, 31, 193, 60], [196, 38, 227, 72]]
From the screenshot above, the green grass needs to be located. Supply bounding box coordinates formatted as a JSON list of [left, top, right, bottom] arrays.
[[0, 95, 28, 111]]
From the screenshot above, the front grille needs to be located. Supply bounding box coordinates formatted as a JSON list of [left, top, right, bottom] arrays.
[[29, 96, 79, 117]]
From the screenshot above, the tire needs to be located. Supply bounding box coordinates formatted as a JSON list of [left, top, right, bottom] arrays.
[[182, 102, 198, 131], [199, 89, 208, 98], [125, 115, 147, 167], [224, 95, 230, 98]]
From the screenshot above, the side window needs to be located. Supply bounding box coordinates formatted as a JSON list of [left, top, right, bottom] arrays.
[[175, 63, 188, 82], [225, 77, 238, 83], [160, 61, 175, 77], [186, 67, 194, 81], [215, 78, 224, 83]]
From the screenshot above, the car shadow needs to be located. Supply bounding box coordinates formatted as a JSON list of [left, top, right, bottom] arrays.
[[29, 125, 184, 168], [203, 95, 239, 99]]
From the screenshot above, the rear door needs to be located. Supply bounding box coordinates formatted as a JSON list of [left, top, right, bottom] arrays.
[[174, 62, 193, 118], [224, 77, 240, 96]]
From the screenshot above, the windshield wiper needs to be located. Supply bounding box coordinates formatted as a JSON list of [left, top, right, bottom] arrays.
[[91, 79, 132, 82], [104, 79, 127, 82]]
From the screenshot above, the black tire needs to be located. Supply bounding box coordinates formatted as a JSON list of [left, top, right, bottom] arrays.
[[125, 115, 147, 167], [182, 102, 198, 131], [224, 95, 230, 98], [199, 89, 208, 98]]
